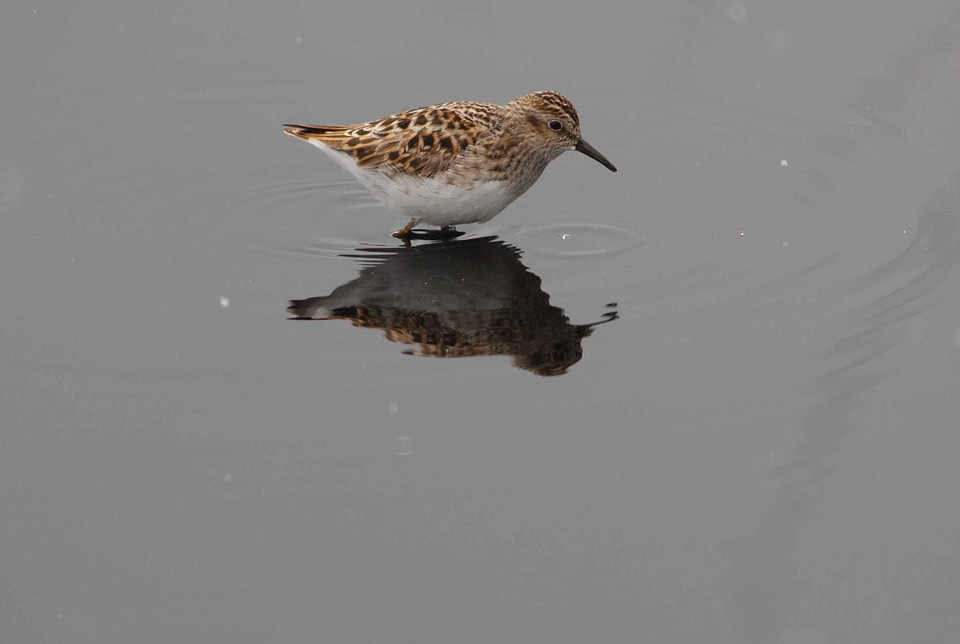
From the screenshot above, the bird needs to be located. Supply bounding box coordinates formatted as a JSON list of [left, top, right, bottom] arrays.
[[283, 91, 617, 239]]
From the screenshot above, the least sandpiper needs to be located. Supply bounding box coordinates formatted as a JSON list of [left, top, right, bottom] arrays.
[[283, 91, 617, 238]]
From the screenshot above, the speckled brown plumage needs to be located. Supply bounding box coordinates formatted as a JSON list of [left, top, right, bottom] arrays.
[[284, 103, 498, 178], [283, 91, 616, 236]]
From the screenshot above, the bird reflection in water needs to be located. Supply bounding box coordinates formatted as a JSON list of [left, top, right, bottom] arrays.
[[288, 236, 618, 376]]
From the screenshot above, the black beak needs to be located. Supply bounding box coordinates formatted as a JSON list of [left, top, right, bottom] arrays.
[[575, 139, 617, 172]]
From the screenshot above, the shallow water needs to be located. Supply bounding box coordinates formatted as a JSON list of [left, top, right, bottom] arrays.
[[4, 2, 960, 643]]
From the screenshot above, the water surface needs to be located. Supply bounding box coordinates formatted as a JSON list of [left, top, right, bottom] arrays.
[[3, 2, 960, 643]]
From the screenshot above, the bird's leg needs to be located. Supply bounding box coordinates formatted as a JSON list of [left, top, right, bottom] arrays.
[[392, 218, 421, 239]]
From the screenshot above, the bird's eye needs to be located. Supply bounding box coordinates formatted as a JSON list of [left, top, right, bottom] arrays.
[[548, 120, 563, 131]]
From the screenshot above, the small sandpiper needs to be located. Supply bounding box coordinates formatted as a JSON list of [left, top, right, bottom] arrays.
[[284, 91, 617, 238]]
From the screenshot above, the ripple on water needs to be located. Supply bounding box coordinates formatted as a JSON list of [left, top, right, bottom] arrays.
[[510, 222, 649, 259], [193, 172, 381, 261], [187, 169, 651, 264]]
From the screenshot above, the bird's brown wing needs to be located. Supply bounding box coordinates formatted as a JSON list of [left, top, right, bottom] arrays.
[[283, 103, 497, 178]]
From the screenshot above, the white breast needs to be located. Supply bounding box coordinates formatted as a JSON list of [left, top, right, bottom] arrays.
[[307, 141, 525, 227]]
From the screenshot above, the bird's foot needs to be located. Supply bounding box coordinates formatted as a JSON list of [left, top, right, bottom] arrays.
[[392, 223, 465, 242]]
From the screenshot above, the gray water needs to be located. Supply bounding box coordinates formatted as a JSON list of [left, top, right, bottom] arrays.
[[4, 2, 960, 643]]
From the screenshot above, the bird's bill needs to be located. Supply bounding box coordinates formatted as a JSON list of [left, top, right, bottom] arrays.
[[575, 139, 617, 172]]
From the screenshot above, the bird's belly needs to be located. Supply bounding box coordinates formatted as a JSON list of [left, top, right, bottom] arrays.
[[311, 144, 527, 226], [358, 171, 523, 226]]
